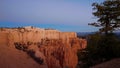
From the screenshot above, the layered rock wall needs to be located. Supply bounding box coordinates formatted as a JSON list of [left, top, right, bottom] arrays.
[[0, 27, 77, 45], [0, 26, 87, 68]]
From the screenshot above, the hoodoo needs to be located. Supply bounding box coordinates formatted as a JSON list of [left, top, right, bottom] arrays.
[[0, 26, 87, 68]]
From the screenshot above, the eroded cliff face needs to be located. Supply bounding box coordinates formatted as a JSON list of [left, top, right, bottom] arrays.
[[38, 38, 86, 68], [0, 26, 87, 68]]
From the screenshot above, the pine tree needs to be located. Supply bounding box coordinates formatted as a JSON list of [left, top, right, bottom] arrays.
[[89, 0, 120, 35]]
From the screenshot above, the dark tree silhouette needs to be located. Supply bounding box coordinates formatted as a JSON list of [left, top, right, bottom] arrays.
[[89, 0, 120, 35]]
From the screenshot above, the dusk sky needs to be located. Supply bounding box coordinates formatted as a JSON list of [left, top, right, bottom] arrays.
[[0, 0, 104, 32]]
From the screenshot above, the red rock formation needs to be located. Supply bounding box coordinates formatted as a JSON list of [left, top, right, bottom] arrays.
[[0, 27, 87, 68], [38, 38, 87, 68]]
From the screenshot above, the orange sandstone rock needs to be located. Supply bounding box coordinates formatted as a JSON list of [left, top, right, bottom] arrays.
[[0, 27, 87, 68]]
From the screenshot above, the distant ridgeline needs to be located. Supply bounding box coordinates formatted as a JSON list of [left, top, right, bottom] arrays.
[[0, 26, 77, 45]]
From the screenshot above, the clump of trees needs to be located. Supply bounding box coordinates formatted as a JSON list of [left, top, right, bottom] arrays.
[[78, 0, 120, 68], [78, 33, 120, 68], [14, 42, 44, 64]]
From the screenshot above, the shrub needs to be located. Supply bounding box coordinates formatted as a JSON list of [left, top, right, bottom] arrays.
[[27, 50, 44, 64], [14, 42, 23, 50], [87, 33, 120, 60], [77, 33, 120, 67]]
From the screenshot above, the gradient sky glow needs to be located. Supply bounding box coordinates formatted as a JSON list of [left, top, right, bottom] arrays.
[[0, 0, 104, 32]]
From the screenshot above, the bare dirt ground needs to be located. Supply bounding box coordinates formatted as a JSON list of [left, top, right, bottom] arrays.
[[0, 34, 47, 68], [91, 58, 120, 68]]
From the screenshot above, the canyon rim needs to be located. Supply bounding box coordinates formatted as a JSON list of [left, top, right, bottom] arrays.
[[0, 26, 87, 68]]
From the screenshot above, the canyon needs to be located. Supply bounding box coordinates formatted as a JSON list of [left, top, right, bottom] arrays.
[[0, 26, 87, 68]]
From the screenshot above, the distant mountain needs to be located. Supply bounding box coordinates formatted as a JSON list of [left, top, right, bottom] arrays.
[[77, 31, 120, 39], [114, 32, 120, 39], [77, 32, 95, 37]]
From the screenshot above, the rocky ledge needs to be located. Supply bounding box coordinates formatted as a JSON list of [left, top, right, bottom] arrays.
[[0, 26, 87, 68]]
